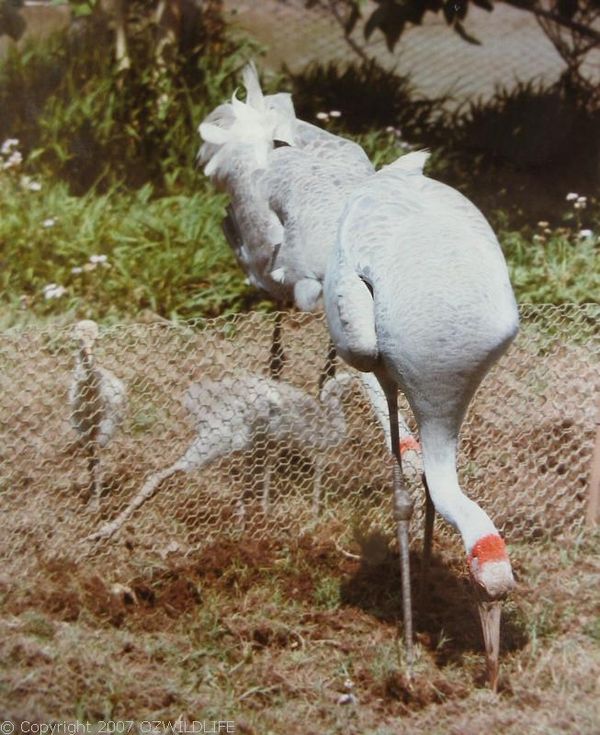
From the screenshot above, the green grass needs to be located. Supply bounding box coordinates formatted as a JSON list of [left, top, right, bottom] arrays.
[[1, 147, 597, 325], [0, 23, 598, 326]]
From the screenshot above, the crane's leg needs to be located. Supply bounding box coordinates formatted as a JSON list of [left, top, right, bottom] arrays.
[[419, 474, 435, 605], [312, 453, 324, 519], [261, 457, 272, 515], [87, 441, 101, 511], [270, 312, 285, 380], [385, 387, 415, 670], [318, 341, 337, 393]]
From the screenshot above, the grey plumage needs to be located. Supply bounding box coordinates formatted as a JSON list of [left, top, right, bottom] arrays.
[[198, 65, 374, 312], [87, 371, 353, 542], [69, 320, 127, 506]]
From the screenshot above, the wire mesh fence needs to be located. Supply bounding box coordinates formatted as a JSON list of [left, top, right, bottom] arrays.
[[224, 0, 600, 109], [0, 304, 598, 583]]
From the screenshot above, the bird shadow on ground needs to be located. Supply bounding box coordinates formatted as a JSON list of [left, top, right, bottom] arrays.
[[340, 530, 528, 668]]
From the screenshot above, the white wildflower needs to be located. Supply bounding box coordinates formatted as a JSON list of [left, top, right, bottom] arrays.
[[537, 221, 549, 228], [20, 175, 42, 192], [43, 283, 66, 300], [316, 111, 329, 121], [577, 195, 587, 203], [574, 201, 586, 210], [89, 254, 108, 264], [3, 150, 22, 170], [578, 229, 593, 239], [337, 693, 357, 705], [71, 266, 83, 275], [565, 192, 578, 201], [42, 217, 56, 228], [385, 125, 395, 133], [329, 110, 342, 118], [83, 262, 96, 272], [1, 138, 19, 155]]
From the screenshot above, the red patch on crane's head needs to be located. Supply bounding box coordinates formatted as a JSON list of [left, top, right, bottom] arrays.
[[468, 534, 509, 569], [399, 436, 420, 455]]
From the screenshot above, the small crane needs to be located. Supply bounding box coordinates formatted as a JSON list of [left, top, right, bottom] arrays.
[[324, 150, 519, 690], [86, 371, 354, 542], [69, 320, 127, 509]]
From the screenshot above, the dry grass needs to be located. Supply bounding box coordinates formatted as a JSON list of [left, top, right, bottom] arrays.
[[0, 528, 598, 733], [0, 308, 598, 731]]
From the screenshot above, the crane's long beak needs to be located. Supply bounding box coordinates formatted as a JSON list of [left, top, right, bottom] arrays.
[[477, 598, 502, 692]]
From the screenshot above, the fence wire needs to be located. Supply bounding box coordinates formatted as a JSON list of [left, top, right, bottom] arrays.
[[0, 305, 598, 583], [224, 0, 600, 110]]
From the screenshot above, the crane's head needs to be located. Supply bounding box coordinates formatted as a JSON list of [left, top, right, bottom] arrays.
[[73, 319, 99, 359], [468, 533, 515, 691]]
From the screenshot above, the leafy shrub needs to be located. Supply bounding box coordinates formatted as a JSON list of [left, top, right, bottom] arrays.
[[0, 2, 257, 193]]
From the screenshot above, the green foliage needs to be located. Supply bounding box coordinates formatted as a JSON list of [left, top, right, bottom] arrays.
[[0, 4, 257, 193], [0, 173, 256, 322]]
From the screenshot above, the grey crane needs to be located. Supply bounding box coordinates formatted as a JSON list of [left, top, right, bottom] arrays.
[[69, 320, 127, 508], [324, 150, 519, 689], [197, 63, 373, 381], [87, 371, 354, 542]]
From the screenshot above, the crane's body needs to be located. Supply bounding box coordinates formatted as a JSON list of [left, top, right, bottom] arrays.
[[325, 151, 519, 687], [198, 66, 373, 378], [198, 70, 373, 313], [88, 371, 353, 542]]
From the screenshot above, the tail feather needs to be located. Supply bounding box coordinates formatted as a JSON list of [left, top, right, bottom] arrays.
[[198, 63, 297, 181]]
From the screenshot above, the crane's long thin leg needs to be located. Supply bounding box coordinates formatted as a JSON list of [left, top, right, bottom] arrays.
[[270, 312, 285, 380], [312, 453, 323, 519], [420, 474, 435, 605], [87, 441, 101, 511], [386, 388, 414, 671], [87, 463, 184, 542], [318, 341, 337, 393], [261, 456, 272, 515]]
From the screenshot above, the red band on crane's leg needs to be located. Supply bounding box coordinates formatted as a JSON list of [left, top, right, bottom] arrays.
[[469, 534, 509, 566], [399, 436, 420, 455]]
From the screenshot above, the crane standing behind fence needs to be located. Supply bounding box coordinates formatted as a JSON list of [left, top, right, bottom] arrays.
[[325, 149, 520, 690], [197, 63, 373, 381], [69, 320, 127, 509]]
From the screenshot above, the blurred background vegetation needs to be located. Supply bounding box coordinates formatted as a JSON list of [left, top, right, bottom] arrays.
[[0, 0, 598, 325]]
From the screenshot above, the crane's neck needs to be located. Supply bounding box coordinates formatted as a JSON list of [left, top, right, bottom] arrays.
[[419, 418, 507, 559]]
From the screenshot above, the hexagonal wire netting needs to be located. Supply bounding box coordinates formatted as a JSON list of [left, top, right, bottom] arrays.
[[0, 304, 598, 582]]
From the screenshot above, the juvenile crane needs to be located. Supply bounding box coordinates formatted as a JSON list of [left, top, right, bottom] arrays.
[[198, 64, 373, 380], [325, 150, 519, 690], [87, 371, 353, 542], [69, 320, 127, 508]]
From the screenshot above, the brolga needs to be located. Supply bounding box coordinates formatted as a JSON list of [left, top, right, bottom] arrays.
[[69, 320, 127, 509], [198, 63, 373, 383], [87, 371, 354, 542], [324, 150, 519, 690]]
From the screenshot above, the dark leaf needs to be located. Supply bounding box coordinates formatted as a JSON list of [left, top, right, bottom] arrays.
[[364, 5, 389, 39], [454, 19, 481, 43], [383, 16, 406, 50], [557, 0, 578, 19], [443, 0, 456, 22], [444, 0, 469, 22]]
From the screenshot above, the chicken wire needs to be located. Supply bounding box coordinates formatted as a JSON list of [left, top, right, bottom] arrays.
[[224, 0, 600, 110], [0, 304, 598, 582]]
